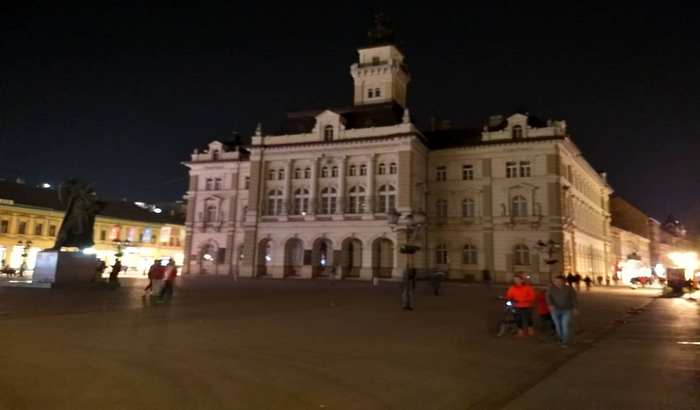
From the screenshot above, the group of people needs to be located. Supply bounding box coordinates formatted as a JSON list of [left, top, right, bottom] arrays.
[[505, 273, 578, 347], [145, 258, 178, 301]]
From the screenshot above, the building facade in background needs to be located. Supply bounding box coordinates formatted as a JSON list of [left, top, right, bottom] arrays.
[[182, 26, 613, 283], [0, 181, 185, 276]]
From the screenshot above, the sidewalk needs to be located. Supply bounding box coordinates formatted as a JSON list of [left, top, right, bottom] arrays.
[[502, 296, 700, 410]]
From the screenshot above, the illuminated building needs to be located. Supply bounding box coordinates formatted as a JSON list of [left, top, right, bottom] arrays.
[[182, 18, 614, 283], [0, 181, 185, 276]]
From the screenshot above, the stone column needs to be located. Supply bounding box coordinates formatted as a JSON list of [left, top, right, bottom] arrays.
[[366, 154, 376, 213], [337, 156, 347, 215], [397, 150, 412, 211], [309, 157, 318, 215], [283, 160, 292, 215]]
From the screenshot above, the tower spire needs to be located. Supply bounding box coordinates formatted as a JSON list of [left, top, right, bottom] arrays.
[[367, 12, 395, 47]]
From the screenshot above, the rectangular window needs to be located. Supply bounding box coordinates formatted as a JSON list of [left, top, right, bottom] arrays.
[[214, 178, 222, 190], [368, 89, 374, 98], [436, 166, 447, 181], [244, 176, 250, 189], [34, 223, 44, 236], [506, 161, 518, 178], [18, 221, 27, 235], [0, 220, 8, 233], [519, 161, 531, 177], [205, 178, 213, 190], [462, 164, 474, 180], [48, 225, 57, 236], [100, 230, 107, 241]]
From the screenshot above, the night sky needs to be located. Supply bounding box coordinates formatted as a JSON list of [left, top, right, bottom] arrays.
[[1, 3, 699, 232]]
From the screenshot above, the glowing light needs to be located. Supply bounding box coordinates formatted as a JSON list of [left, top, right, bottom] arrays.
[[265, 255, 272, 262], [203, 254, 213, 261], [618, 259, 652, 285], [153, 208, 163, 214], [654, 263, 666, 278], [676, 341, 700, 346], [668, 252, 699, 280], [41, 183, 51, 189], [82, 247, 97, 255]]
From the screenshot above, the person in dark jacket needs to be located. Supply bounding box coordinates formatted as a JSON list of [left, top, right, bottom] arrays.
[[158, 259, 177, 301], [109, 259, 122, 287], [546, 275, 578, 347], [401, 268, 416, 310]]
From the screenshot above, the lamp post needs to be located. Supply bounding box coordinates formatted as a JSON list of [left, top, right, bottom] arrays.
[[536, 239, 561, 283], [387, 209, 428, 268], [17, 240, 32, 276]]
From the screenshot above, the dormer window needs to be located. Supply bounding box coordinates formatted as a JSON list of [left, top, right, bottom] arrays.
[[512, 125, 523, 139], [323, 125, 334, 141]]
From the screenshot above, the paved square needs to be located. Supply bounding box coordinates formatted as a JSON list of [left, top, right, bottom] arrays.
[[0, 278, 657, 410]]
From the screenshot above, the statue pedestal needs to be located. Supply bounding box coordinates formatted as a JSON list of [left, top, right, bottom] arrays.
[[33, 251, 97, 286]]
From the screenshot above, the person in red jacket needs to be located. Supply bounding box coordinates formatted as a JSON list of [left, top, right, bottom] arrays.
[[505, 273, 536, 336]]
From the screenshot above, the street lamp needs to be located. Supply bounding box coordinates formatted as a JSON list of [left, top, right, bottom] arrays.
[[535, 239, 561, 283], [17, 240, 32, 276], [387, 209, 427, 256]]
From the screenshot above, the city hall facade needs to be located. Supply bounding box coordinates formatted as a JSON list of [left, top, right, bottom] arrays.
[[182, 34, 613, 283]]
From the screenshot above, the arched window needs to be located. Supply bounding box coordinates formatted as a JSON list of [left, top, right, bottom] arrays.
[[359, 164, 367, 176], [389, 162, 397, 174], [205, 204, 218, 222], [377, 185, 396, 213], [324, 125, 334, 141], [320, 187, 337, 214], [266, 190, 283, 216], [514, 244, 530, 265], [268, 169, 276, 180], [294, 168, 302, 179], [278, 168, 285, 180], [321, 166, 329, 178], [293, 188, 310, 215], [378, 163, 386, 175], [331, 166, 339, 177], [512, 125, 523, 139], [348, 186, 366, 214], [463, 244, 478, 265], [304, 167, 312, 179], [436, 199, 448, 219], [511, 195, 528, 217], [348, 165, 357, 177], [462, 198, 476, 218], [436, 243, 448, 264]]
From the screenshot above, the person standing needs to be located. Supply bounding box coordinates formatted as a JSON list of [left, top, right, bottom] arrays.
[[482, 269, 492, 288], [401, 268, 416, 310], [546, 275, 578, 347], [584, 276, 592, 291], [574, 272, 582, 291], [505, 274, 536, 336], [432, 271, 445, 296], [158, 259, 177, 301]]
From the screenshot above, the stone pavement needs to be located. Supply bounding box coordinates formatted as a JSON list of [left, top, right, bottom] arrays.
[[503, 296, 700, 410], [0, 278, 671, 409]]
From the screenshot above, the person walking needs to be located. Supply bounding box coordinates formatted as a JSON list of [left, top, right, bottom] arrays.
[[401, 268, 416, 310], [432, 271, 445, 296], [574, 272, 582, 291], [109, 259, 122, 287], [546, 275, 578, 347], [584, 275, 592, 291], [566, 273, 575, 287], [505, 273, 536, 337], [158, 259, 177, 301], [144, 259, 161, 294]]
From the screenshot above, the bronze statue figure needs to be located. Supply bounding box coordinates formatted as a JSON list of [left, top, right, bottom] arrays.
[[50, 179, 103, 250]]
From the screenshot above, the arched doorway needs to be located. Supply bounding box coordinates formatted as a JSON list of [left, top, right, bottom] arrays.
[[257, 239, 272, 276], [312, 238, 334, 277], [284, 238, 304, 277], [341, 238, 363, 278], [372, 238, 394, 278]]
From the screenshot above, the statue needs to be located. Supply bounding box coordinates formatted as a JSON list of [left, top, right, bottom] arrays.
[[50, 179, 103, 250]]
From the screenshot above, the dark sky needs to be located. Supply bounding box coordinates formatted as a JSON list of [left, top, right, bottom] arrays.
[[1, 3, 699, 232]]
